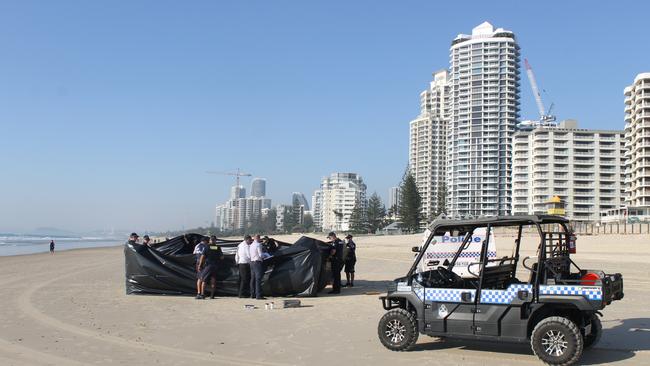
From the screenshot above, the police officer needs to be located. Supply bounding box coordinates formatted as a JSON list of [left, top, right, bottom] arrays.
[[327, 232, 344, 294], [344, 234, 357, 287]]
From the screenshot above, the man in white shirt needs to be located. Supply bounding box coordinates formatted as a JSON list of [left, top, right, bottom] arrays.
[[235, 235, 253, 298], [249, 234, 265, 300]]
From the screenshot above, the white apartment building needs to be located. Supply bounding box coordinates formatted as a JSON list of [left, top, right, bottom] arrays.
[[311, 190, 323, 231], [409, 70, 449, 220], [215, 188, 271, 231], [312, 173, 367, 232], [512, 120, 626, 221], [447, 22, 520, 217], [624, 73, 650, 208]]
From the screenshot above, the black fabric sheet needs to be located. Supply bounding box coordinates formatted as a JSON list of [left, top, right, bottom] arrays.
[[124, 234, 332, 297]]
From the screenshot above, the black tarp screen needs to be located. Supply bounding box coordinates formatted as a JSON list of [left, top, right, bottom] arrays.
[[124, 234, 332, 297]]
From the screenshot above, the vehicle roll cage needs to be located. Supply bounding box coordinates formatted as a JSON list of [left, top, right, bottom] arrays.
[[406, 215, 580, 299]]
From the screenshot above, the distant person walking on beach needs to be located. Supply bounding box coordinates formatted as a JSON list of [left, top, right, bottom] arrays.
[[193, 236, 210, 299], [49, 240, 55, 254], [235, 235, 252, 298], [344, 234, 356, 287], [249, 235, 265, 300], [327, 232, 344, 294]]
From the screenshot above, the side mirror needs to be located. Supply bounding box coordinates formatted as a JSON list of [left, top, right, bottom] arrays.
[[411, 246, 421, 253]]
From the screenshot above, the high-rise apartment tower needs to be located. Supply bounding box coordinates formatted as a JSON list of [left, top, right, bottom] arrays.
[[447, 22, 520, 217], [409, 70, 449, 220]]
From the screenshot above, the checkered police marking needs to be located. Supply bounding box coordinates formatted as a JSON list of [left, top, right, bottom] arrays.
[[415, 288, 476, 302], [539, 285, 602, 300], [414, 284, 602, 303], [424, 251, 497, 260], [480, 284, 532, 304]]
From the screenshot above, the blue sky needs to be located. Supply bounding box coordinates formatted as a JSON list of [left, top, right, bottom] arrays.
[[0, 1, 647, 233]]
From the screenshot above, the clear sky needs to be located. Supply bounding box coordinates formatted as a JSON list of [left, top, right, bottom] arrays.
[[1, 1, 648, 233]]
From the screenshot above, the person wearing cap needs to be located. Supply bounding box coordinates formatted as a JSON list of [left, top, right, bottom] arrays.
[[235, 235, 253, 298], [344, 234, 357, 287], [327, 232, 344, 294], [261, 235, 279, 256], [128, 232, 140, 245], [142, 235, 152, 247], [200, 236, 223, 299], [193, 236, 210, 299]]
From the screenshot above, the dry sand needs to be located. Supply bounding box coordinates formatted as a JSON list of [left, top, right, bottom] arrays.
[[1, 233, 649, 365]]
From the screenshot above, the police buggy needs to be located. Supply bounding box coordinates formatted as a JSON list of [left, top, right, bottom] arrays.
[[378, 215, 623, 366]]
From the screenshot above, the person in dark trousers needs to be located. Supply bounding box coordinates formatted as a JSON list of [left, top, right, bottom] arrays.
[[249, 234, 265, 300], [344, 234, 357, 287], [49, 240, 55, 254], [235, 235, 252, 298], [193, 236, 209, 299], [327, 232, 344, 294]]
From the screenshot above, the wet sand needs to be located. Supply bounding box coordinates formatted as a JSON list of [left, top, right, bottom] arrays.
[[0, 234, 648, 365]]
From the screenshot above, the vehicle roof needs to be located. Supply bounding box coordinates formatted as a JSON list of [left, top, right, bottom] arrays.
[[428, 215, 568, 231]]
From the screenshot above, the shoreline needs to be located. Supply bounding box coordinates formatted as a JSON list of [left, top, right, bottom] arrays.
[[0, 241, 123, 257]]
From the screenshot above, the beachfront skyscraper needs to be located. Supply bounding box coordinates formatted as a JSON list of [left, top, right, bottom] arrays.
[[624, 73, 650, 208], [409, 70, 450, 220], [250, 178, 266, 197], [512, 120, 626, 222], [312, 173, 367, 232], [447, 22, 520, 217]]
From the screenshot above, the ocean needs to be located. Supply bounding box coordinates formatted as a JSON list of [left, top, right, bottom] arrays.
[[0, 236, 122, 256]]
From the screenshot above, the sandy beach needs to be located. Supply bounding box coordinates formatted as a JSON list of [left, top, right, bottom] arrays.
[[1, 233, 649, 366]]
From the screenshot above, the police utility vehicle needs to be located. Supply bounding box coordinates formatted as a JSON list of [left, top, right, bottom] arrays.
[[378, 215, 623, 366]]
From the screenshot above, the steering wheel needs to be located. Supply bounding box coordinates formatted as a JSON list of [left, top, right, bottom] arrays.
[[437, 266, 461, 285]]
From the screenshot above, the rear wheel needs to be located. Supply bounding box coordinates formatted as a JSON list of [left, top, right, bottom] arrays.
[[531, 316, 583, 366], [583, 314, 602, 349], [377, 308, 418, 351]]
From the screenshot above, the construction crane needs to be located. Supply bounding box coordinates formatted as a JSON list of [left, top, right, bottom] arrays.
[[524, 58, 556, 126], [206, 169, 252, 189]]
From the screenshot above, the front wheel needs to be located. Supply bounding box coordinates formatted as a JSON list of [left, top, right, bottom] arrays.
[[531, 316, 584, 366], [377, 308, 418, 351]]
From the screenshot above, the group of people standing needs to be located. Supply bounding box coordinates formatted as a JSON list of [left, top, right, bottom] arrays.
[[325, 232, 357, 294], [235, 234, 279, 300], [128, 231, 357, 298]]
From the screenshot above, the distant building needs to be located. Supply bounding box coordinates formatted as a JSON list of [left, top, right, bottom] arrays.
[[292, 192, 310, 210], [216, 185, 271, 231], [447, 22, 520, 217], [312, 173, 367, 232], [276, 204, 287, 231], [250, 178, 267, 198], [311, 190, 323, 231], [230, 185, 246, 200], [388, 186, 401, 211], [624, 73, 650, 208], [409, 70, 449, 221], [512, 120, 626, 222]]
